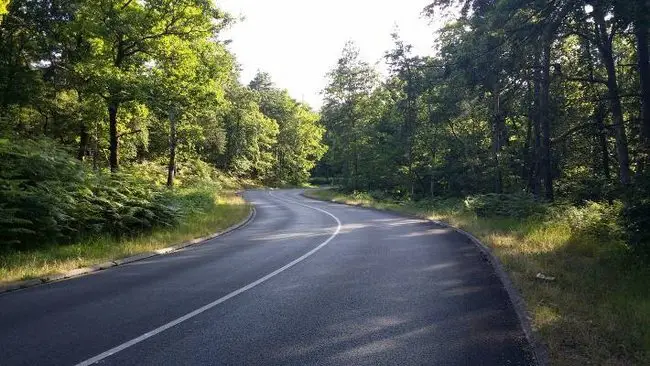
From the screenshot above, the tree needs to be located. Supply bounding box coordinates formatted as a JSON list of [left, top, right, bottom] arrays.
[[146, 37, 231, 186], [216, 86, 278, 180], [385, 34, 427, 195], [321, 42, 379, 190], [249, 72, 326, 185], [72, 0, 230, 172], [587, 1, 632, 186]]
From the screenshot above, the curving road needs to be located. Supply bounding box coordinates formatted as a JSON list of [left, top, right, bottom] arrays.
[[0, 189, 534, 365]]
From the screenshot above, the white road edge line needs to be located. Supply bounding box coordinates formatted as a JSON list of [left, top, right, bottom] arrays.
[[74, 190, 342, 366]]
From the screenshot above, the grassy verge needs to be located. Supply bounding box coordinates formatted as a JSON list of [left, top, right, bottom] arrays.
[[305, 189, 650, 365], [0, 189, 250, 284]]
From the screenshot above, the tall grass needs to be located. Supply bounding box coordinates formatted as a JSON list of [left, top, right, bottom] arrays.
[[306, 189, 650, 365]]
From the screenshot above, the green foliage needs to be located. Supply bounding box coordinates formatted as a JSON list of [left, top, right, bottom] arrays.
[[319, 42, 383, 191], [0, 139, 178, 249], [249, 72, 327, 185], [555, 201, 626, 257], [172, 159, 227, 189], [464, 193, 546, 218], [0, 0, 324, 187], [318, 0, 650, 208], [0, 0, 324, 197], [214, 85, 279, 179], [0, 0, 8, 16], [0, 189, 249, 283]]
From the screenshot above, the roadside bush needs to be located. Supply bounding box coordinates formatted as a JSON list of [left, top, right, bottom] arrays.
[[350, 190, 374, 202], [555, 166, 616, 204], [553, 201, 626, 257], [309, 176, 331, 186], [464, 192, 546, 218], [175, 159, 223, 188], [368, 190, 392, 201], [413, 197, 465, 214], [559, 201, 624, 239], [0, 139, 178, 249], [127, 161, 168, 186]]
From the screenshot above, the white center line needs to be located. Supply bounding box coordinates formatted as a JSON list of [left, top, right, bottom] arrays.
[[75, 190, 342, 366]]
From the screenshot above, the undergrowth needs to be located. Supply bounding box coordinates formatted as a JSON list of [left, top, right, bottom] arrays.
[[0, 139, 251, 283]]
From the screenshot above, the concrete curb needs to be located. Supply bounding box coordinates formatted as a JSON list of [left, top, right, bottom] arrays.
[[0, 206, 256, 295], [302, 192, 547, 366]]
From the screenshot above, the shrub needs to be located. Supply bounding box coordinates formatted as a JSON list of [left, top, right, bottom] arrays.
[[309, 176, 331, 186], [350, 190, 373, 202], [127, 161, 168, 186], [555, 166, 616, 204], [559, 201, 624, 239], [0, 139, 179, 250], [176, 159, 223, 188], [553, 201, 626, 257], [464, 192, 546, 218]]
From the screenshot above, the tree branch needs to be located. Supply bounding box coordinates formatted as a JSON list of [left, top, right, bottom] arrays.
[[562, 75, 608, 85], [551, 122, 596, 144], [117, 129, 142, 138]]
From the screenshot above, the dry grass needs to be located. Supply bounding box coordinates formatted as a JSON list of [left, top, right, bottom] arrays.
[[306, 189, 650, 365], [0, 192, 250, 283]]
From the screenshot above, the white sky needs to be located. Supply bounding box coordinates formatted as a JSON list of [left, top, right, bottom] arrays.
[[217, 0, 442, 110]]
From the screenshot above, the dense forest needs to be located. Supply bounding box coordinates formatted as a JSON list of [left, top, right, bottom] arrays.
[[0, 0, 325, 248], [316, 0, 650, 256]]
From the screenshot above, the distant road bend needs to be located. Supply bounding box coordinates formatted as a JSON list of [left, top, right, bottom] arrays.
[[0, 189, 534, 365]]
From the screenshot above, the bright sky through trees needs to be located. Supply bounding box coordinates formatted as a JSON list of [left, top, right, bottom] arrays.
[[217, 0, 438, 109]]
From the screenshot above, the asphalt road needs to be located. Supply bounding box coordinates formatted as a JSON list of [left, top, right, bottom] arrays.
[[0, 189, 534, 365]]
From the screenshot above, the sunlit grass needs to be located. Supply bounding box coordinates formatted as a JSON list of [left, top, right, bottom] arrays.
[[306, 189, 650, 365], [0, 191, 250, 283]]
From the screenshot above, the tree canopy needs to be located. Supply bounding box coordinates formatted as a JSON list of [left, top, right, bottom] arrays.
[[0, 0, 325, 185]]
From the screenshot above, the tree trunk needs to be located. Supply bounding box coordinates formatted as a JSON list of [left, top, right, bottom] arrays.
[[492, 85, 503, 194], [595, 105, 611, 180], [579, 34, 611, 181], [167, 110, 177, 187], [526, 78, 540, 195], [595, 14, 632, 186], [532, 2, 573, 200], [108, 102, 120, 172], [530, 93, 542, 196], [635, 15, 650, 170], [77, 124, 89, 161], [539, 39, 554, 201]]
